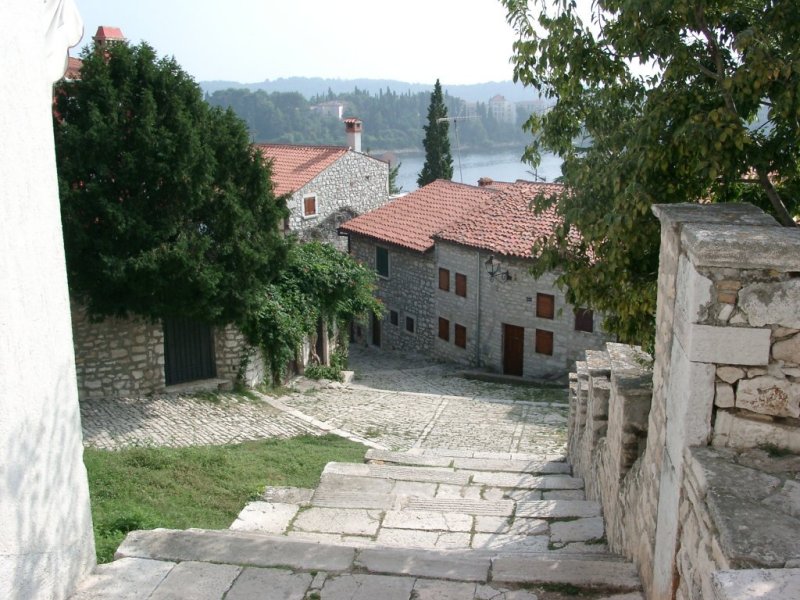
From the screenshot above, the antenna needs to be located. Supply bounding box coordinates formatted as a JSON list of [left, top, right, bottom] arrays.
[[437, 114, 479, 183]]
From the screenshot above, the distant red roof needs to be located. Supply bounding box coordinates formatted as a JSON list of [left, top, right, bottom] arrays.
[[435, 181, 574, 258], [257, 144, 349, 197], [94, 26, 125, 41], [64, 56, 83, 80], [339, 180, 497, 253], [343, 117, 361, 124]]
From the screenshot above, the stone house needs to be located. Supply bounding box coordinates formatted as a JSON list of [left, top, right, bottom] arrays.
[[258, 119, 389, 250], [339, 179, 610, 378]]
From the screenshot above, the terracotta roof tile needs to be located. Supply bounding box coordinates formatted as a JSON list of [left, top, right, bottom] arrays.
[[257, 144, 349, 197], [339, 180, 497, 253], [64, 56, 83, 80], [435, 181, 575, 258], [94, 26, 125, 41]]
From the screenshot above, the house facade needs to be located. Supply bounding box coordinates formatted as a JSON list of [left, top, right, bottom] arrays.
[[258, 120, 389, 250], [341, 179, 610, 379]]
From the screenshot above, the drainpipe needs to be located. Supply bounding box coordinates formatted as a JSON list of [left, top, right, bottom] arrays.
[[476, 250, 482, 367]]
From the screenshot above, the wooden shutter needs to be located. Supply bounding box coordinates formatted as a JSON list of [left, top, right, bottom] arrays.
[[454, 324, 467, 348], [535, 329, 554, 355], [438, 317, 450, 341], [536, 293, 555, 319], [455, 273, 467, 297], [303, 195, 317, 216], [438, 268, 450, 291], [574, 308, 594, 332]]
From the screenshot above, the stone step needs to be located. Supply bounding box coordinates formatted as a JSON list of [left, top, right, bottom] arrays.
[[100, 528, 642, 598], [365, 448, 572, 475], [323, 461, 471, 485], [409, 447, 568, 462]]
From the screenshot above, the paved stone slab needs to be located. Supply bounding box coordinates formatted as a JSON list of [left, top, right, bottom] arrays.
[[412, 579, 477, 600], [435, 484, 483, 499], [453, 457, 571, 474], [472, 533, 550, 554], [324, 462, 471, 485], [365, 449, 453, 467], [356, 547, 491, 582], [392, 481, 439, 497], [423, 448, 476, 458], [474, 516, 548, 536], [383, 510, 472, 532], [70, 558, 175, 600], [149, 561, 240, 600], [482, 488, 543, 502], [311, 491, 397, 510], [293, 507, 382, 536], [321, 573, 415, 600], [542, 490, 586, 501], [317, 473, 395, 494], [515, 500, 601, 519], [230, 501, 298, 534], [550, 517, 605, 543], [261, 486, 314, 505], [491, 556, 641, 590], [403, 497, 515, 517], [470, 472, 584, 490], [550, 541, 611, 554], [116, 529, 356, 572], [712, 568, 800, 600], [476, 588, 540, 600], [376, 529, 471, 550], [225, 567, 312, 600]]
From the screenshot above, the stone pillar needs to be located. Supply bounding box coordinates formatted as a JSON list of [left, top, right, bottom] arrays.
[[649, 203, 780, 600], [0, 2, 96, 598]]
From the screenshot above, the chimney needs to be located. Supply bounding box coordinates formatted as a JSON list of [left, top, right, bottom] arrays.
[[344, 118, 362, 153], [93, 26, 126, 49], [478, 177, 494, 187]]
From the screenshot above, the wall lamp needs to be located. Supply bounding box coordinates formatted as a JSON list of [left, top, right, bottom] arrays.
[[485, 255, 511, 282]]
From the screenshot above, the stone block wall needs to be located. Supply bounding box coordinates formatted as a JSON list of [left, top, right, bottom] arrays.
[[568, 203, 800, 600], [214, 324, 267, 388]]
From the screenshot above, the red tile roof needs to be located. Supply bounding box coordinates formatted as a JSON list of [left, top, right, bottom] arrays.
[[257, 144, 349, 197], [339, 180, 497, 253], [64, 56, 83, 80], [435, 181, 574, 258], [94, 26, 125, 41]]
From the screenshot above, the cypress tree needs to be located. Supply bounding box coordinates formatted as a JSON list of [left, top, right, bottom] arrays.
[[417, 79, 453, 187]]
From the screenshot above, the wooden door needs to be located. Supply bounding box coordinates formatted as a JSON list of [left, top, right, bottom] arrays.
[[371, 312, 381, 347], [163, 317, 217, 385], [503, 323, 525, 376]]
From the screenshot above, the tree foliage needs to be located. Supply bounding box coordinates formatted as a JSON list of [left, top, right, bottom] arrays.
[[502, 0, 800, 346], [54, 42, 289, 325], [240, 242, 383, 384], [418, 80, 455, 186]]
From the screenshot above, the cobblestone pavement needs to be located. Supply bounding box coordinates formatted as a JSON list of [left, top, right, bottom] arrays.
[[81, 346, 569, 453], [280, 346, 569, 454]]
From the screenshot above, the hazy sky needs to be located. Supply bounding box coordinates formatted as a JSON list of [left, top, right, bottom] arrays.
[[71, 0, 520, 85]]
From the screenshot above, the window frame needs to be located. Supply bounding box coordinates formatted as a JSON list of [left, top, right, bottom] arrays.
[[438, 317, 450, 341], [454, 324, 467, 349], [389, 310, 399, 326], [455, 273, 467, 298], [438, 268, 450, 292], [375, 246, 390, 279], [536, 293, 555, 319], [302, 194, 318, 218], [574, 308, 594, 333], [405, 315, 415, 334], [535, 329, 554, 356]]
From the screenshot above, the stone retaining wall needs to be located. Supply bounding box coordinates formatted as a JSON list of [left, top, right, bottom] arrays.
[[568, 203, 800, 600]]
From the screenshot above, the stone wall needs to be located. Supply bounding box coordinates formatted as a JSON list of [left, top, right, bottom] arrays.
[[215, 324, 268, 388], [434, 242, 610, 376], [349, 236, 435, 354], [288, 151, 389, 251], [568, 203, 800, 600]]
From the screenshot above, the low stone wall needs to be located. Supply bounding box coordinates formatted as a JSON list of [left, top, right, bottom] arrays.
[[568, 203, 800, 600], [215, 325, 267, 388]]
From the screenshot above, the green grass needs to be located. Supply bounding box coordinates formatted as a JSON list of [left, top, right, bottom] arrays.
[[84, 434, 366, 563]]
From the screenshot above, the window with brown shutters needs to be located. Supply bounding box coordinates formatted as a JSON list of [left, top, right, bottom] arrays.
[[536, 293, 555, 319], [438, 268, 450, 291], [574, 308, 594, 332], [454, 324, 467, 348], [455, 273, 467, 297], [535, 329, 554, 355], [438, 317, 450, 341], [303, 195, 317, 217]]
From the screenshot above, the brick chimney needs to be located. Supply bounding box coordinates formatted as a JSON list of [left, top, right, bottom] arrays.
[[344, 118, 362, 153], [93, 26, 125, 49]]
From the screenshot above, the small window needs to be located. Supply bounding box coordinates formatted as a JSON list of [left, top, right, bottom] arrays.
[[405, 316, 415, 333], [575, 308, 594, 333], [536, 293, 555, 319], [303, 195, 317, 217], [438, 268, 450, 291], [455, 273, 467, 297], [390, 310, 399, 326], [438, 317, 450, 341], [376, 247, 389, 278], [454, 324, 467, 349], [535, 329, 554, 355]]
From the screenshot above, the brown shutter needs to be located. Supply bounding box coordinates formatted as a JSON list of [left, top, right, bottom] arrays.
[[536, 293, 555, 319], [454, 324, 467, 348], [303, 196, 317, 216], [439, 268, 450, 291], [535, 329, 554, 355], [438, 317, 450, 341], [574, 308, 594, 332], [455, 273, 467, 297]]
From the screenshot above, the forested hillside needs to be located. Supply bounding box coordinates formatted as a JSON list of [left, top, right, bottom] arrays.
[[205, 87, 535, 152]]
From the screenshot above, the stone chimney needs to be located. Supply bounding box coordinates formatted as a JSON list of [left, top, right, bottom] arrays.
[[344, 118, 362, 153]]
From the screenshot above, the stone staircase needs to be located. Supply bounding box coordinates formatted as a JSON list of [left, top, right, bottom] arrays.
[[72, 449, 644, 599]]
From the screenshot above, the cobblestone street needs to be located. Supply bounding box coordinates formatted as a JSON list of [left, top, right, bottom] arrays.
[[81, 345, 569, 455]]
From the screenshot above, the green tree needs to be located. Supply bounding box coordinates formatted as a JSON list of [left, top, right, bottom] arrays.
[[54, 41, 288, 325], [417, 79, 454, 186], [389, 162, 403, 195], [502, 0, 800, 346]]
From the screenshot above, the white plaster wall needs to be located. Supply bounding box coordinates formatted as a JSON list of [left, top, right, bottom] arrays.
[[0, 2, 96, 598]]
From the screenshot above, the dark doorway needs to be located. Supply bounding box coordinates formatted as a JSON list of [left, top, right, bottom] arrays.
[[163, 317, 217, 385], [502, 323, 525, 376], [371, 312, 381, 347]]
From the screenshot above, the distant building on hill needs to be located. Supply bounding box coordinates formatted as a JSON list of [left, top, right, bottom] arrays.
[[310, 100, 346, 119], [488, 94, 515, 124]]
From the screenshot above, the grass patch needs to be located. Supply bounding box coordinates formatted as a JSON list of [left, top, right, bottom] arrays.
[[760, 443, 794, 458], [85, 434, 366, 563]]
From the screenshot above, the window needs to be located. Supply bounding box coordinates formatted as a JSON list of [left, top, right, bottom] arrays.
[[303, 195, 317, 217], [535, 329, 554, 355], [454, 324, 467, 349], [536, 293, 555, 319], [405, 316, 415, 333], [438, 268, 450, 291], [376, 247, 389, 278], [574, 308, 594, 333], [390, 310, 399, 326], [438, 317, 450, 341], [455, 273, 467, 297]]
